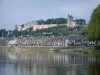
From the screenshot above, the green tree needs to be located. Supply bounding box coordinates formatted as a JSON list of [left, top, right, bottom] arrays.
[[87, 5, 100, 47], [27, 30, 34, 36], [12, 30, 21, 37], [27, 28, 34, 36], [37, 18, 67, 24], [21, 30, 27, 36]]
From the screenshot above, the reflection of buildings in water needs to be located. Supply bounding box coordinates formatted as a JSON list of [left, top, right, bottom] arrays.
[[6, 52, 89, 75], [12, 62, 86, 75], [2, 51, 100, 75], [7, 52, 88, 66]]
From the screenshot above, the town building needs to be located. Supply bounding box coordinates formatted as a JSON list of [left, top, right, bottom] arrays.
[[66, 35, 82, 46]]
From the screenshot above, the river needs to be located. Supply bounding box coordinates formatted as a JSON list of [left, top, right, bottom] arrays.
[[0, 48, 100, 75]]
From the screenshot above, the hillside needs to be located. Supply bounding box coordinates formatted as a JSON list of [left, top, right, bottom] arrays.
[[10, 25, 87, 37], [33, 25, 70, 36]]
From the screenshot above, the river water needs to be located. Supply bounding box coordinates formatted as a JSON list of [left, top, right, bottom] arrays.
[[0, 48, 100, 75]]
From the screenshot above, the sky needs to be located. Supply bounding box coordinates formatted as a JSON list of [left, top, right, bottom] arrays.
[[0, 0, 99, 30]]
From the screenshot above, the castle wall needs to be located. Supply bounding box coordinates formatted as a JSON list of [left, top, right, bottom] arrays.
[[33, 24, 57, 31]]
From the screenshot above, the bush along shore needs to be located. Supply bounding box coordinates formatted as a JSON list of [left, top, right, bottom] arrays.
[[73, 47, 100, 56]]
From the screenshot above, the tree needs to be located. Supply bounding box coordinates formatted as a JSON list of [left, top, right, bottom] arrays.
[[12, 30, 21, 37], [0, 29, 7, 37], [27, 30, 34, 36], [87, 5, 100, 47], [37, 19, 45, 25], [21, 30, 27, 36], [36, 18, 67, 25]]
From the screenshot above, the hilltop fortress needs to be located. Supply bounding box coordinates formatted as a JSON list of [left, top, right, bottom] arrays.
[[15, 15, 86, 31]]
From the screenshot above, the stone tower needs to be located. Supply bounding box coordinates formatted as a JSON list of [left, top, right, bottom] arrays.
[[67, 14, 73, 27]]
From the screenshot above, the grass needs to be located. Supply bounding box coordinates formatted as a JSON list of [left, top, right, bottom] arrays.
[[9, 46, 57, 53], [6, 46, 100, 55], [73, 47, 100, 56]]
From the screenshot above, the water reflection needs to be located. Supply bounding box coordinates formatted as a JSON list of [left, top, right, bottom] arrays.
[[0, 50, 100, 75], [11, 62, 86, 75], [88, 57, 100, 75]]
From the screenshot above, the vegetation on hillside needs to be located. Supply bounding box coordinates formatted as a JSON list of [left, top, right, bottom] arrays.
[[0, 17, 87, 37], [10, 25, 86, 37], [37, 18, 67, 25]]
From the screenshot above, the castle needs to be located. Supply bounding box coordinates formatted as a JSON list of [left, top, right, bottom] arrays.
[[67, 15, 86, 27], [15, 15, 86, 31]]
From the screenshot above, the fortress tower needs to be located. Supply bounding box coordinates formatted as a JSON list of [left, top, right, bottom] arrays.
[[67, 14, 74, 27]]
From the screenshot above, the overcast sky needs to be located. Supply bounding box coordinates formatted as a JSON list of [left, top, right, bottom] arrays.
[[0, 0, 99, 30]]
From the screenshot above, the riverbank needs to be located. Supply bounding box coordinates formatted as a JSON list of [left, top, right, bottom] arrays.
[[0, 46, 82, 51], [0, 46, 83, 54], [73, 47, 100, 56], [1, 46, 99, 55]]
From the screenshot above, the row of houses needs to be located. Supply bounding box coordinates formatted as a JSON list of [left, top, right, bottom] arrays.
[[7, 35, 89, 47]]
